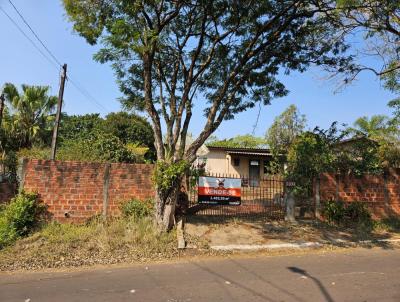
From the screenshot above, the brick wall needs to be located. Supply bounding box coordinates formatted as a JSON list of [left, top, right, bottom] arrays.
[[0, 181, 16, 204], [318, 169, 400, 217], [20, 159, 154, 223]]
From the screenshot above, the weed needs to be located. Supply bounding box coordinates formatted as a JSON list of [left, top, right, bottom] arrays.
[[0, 192, 46, 248], [120, 198, 154, 218]]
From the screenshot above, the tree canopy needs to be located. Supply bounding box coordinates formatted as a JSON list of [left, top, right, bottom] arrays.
[[319, 0, 400, 91], [207, 134, 267, 148], [63, 0, 350, 162], [266, 105, 306, 153]]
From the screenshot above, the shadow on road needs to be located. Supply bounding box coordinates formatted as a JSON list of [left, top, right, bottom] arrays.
[[192, 261, 276, 302], [229, 259, 306, 302], [287, 266, 334, 302]]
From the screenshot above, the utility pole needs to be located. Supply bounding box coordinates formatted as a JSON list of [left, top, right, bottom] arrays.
[[0, 93, 4, 127], [51, 64, 67, 160]]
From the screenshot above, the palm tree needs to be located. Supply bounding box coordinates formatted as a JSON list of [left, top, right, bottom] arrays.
[[2, 83, 57, 148], [348, 115, 391, 140]]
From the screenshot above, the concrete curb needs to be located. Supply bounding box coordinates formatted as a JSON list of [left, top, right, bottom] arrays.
[[210, 238, 400, 251], [211, 242, 322, 251]]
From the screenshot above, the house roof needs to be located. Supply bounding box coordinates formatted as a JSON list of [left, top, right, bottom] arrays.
[[206, 145, 272, 155], [334, 135, 379, 147]]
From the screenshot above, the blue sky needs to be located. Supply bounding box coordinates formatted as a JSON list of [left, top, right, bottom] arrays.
[[0, 0, 397, 139]]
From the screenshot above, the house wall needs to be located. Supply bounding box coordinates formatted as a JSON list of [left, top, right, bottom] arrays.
[[19, 159, 154, 223], [202, 149, 271, 178], [202, 149, 228, 175]]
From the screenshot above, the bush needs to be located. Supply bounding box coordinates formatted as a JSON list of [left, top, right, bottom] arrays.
[[323, 201, 346, 225], [322, 201, 372, 228], [17, 134, 147, 164], [0, 192, 46, 248], [17, 147, 51, 160], [345, 202, 372, 225], [120, 198, 154, 218]]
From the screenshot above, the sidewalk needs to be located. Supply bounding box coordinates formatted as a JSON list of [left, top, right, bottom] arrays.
[[185, 217, 400, 250]]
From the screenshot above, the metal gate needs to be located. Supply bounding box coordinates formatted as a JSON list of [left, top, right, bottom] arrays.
[[187, 173, 287, 219]]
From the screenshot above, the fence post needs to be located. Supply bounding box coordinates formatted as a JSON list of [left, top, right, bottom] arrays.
[[335, 174, 340, 201], [383, 171, 390, 214], [315, 176, 321, 219], [285, 191, 296, 222], [102, 163, 111, 218], [17, 158, 29, 193]]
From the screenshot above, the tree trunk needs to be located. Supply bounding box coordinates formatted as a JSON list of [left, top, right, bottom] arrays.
[[155, 178, 182, 231]]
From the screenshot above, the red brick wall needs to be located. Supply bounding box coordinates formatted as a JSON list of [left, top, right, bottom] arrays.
[[0, 181, 16, 204], [107, 163, 154, 217], [319, 169, 400, 217], [21, 159, 154, 223]]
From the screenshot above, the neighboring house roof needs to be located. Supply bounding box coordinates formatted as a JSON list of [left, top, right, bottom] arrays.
[[333, 136, 379, 148], [205, 145, 272, 156]]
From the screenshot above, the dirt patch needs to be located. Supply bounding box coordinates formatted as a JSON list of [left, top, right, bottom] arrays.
[[185, 216, 400, 247]]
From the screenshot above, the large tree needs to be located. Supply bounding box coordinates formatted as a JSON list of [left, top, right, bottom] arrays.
[[266, 104, 307, 171], [63, 0, 349, 230]]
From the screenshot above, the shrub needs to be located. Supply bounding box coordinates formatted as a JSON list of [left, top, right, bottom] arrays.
[[345, 202, 372, 225], [0, 192, 46, 248], [120, 198, 154, 218], [322, 200, 372, 228], [322, 200, 346, 225], [17, 147, 51, 160]]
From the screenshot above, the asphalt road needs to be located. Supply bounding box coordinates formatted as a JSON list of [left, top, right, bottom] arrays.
[[1, 248, 399, 302]]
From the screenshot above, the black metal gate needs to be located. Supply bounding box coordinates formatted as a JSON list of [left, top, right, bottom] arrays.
[[187, 173, 287, 219]]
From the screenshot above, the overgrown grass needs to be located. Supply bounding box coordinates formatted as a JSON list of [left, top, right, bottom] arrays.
[[374, 217, 400, 233], [0, 216, 177, 271]]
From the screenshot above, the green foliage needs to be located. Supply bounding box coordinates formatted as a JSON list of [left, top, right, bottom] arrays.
[[17, 147, 51, 160], [322, 200, 346, 225], [326, 1, 400, 93], [0, 83, 57, 178], [120, 198, 154, 218], [58, 133, 140, 163], [286, 129, 336, 197], [18, 133, 147, 164], [207, 135, 267, 148], [0, 192, 45, 248], [345, 202, 372, 225], [59, 113, 102, 142], [322, 201, 372, 228], [374, 216, 400, 233], [58, 112, 156, 162], [348, 115, 392, 140], [1, 83, 57, 149], [266, 105, 307, 173], [335, 138, 382, 175], [153, 160, 189, 194], [287, 122, 387, 197]]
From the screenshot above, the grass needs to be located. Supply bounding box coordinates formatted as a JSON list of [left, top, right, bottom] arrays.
[[0, 216, 178, 271], [373, 217, 400, 233]]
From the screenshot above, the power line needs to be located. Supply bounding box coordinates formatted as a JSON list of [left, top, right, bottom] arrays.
[[0, 6, 60, 71], [4, 1, 111, 113], [68, 78, 110, 112], [8, 0, 63, 68]]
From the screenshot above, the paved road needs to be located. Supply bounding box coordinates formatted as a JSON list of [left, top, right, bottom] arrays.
[[1, 248, 399, 302]]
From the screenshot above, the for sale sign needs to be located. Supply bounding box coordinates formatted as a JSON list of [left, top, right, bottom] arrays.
[[198, 176, 241, 205]]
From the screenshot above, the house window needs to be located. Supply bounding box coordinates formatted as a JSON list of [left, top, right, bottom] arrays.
[[233, 158, 240, 167]]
